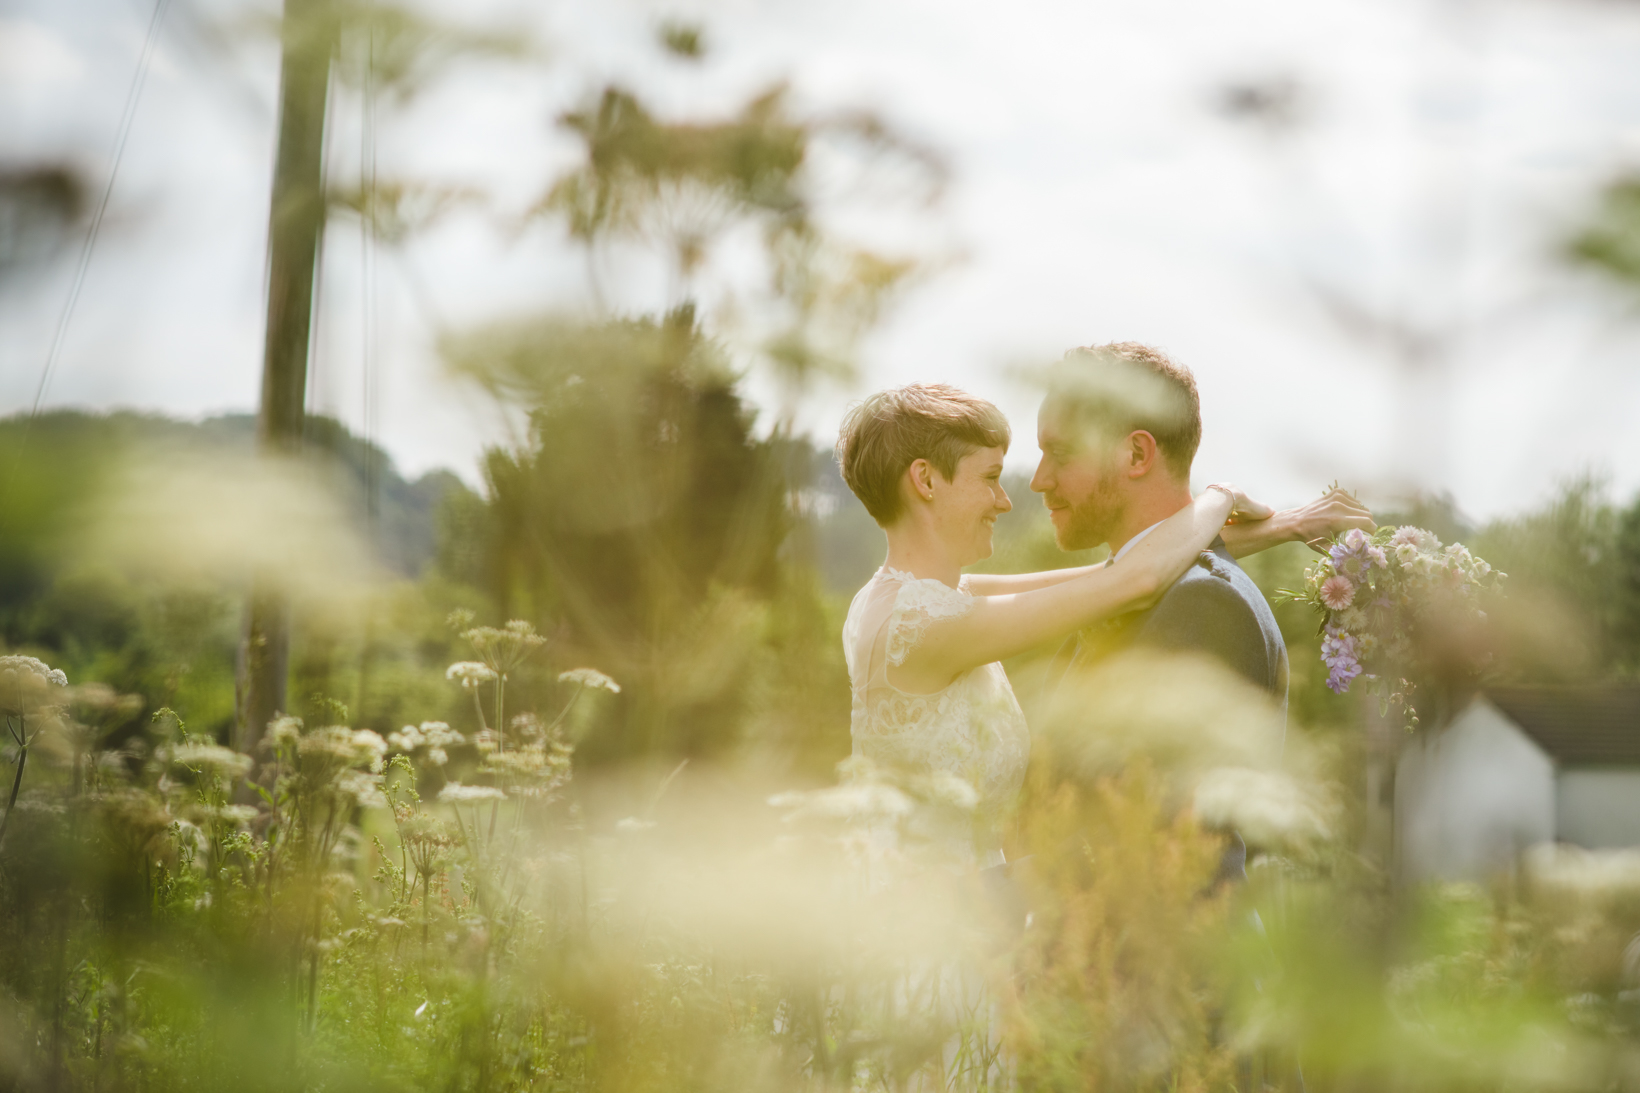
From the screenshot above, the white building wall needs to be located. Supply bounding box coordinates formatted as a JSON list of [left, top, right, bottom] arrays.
[[1395, 697, 1556, 883], [1557, 769, 1640, 849]]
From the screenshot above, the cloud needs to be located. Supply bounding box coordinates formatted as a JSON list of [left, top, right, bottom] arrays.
[[0, 20, 85, 88]]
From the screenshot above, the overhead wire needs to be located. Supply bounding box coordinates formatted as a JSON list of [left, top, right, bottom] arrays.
[[1, 0, 172, 539], [29, 0, 173, 418], [361, 7, 380, 530]]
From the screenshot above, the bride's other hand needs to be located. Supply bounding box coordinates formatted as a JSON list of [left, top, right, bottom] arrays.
[[1219, 486, 1375, 559]]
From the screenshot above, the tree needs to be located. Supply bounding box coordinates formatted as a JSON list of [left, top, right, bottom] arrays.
[[447, 308, 816, 762]]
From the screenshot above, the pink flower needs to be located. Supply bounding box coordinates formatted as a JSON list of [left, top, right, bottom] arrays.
[[1319, 575, 1356, 611]]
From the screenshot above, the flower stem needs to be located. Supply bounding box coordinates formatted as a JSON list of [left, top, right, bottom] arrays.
[[0, 739, 29, 848], [495, 674, 506, 755]]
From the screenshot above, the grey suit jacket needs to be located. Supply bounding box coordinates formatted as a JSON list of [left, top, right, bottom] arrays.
[[1048, 537, 1290, 882]]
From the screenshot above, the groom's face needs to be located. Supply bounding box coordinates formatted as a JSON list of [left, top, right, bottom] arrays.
[[1031, 403, 1128, 551]]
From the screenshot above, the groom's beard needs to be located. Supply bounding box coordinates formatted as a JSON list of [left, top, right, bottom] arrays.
[[1053, 476, 1127, 552]]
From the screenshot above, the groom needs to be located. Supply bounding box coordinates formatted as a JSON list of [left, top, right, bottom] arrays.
[[1032, 342, 1288, 881], [1033, 342, 1289, 710]]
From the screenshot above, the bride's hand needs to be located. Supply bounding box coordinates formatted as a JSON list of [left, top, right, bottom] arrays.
[[1208, 484, 1275, 524]]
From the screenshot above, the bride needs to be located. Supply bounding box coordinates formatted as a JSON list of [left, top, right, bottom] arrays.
[[835, 383, 1363, 869]]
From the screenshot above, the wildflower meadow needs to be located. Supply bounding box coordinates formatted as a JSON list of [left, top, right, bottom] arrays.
[[8, 2, 1640, 1091]]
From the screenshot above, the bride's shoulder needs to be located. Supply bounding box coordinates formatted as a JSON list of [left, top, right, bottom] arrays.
[[875, 567, 974, 607], [845, 567, 974, 636], [880, 570, 976, 645]]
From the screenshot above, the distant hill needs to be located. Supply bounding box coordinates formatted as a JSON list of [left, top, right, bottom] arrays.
[[0, 410, 469, 584]]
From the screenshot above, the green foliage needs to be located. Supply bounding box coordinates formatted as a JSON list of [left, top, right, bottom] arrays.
[[445, 307, 848, 769], [1469, 475, 1640, 679], [537, 77, 941, 403], [0, 165, 84, 281], [1568, 176, 1640, 286], [657, 20, 706, 60]]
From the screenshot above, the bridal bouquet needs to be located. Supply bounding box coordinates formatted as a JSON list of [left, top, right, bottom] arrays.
[[1279, 525, 1505, 729]]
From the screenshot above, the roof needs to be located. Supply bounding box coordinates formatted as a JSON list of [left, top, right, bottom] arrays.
[[1486, 686, 1640, 766]]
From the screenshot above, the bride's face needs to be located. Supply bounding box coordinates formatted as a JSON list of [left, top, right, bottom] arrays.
[[930, 445, 1012, 564]]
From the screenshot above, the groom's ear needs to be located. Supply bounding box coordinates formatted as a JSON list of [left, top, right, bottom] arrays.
[[1123, 430, 1161, 478]]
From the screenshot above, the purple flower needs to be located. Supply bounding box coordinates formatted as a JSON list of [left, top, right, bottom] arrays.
[[1326, 658, 1363, 694], [1321, 630, 1358, 667], [1321, 626, 1364, 693], [1330, 530, 1377, 583]]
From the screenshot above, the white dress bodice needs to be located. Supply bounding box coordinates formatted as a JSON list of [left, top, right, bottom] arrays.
[[842, 567, 1031, 865]]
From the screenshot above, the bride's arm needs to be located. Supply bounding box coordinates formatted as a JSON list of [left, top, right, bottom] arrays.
[[1220, 487, 1375, 559], [892, 488, 1237, 690], [962, 565, 1105, 595]]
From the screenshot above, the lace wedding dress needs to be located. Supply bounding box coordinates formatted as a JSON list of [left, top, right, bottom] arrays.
[[842, 566, 1031, 868]]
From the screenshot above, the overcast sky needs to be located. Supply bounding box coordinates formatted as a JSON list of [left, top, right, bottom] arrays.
[[5, 0, 1640, 520]]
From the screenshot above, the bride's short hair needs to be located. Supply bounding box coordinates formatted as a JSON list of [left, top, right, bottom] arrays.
[[836, 384, 1009, 526]]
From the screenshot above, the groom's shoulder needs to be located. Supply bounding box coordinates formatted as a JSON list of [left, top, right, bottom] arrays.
[[1139, 547, 1285, 697], [1148, 547, 1276, 638], [1156, 551, 1257, 614]]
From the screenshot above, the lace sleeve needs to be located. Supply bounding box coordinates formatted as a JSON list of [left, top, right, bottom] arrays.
[[885, 578, 976, 667]]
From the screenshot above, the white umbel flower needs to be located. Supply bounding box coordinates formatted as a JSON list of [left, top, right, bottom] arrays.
[[1192, 766, 1332, 849], [557, 668, 621, 694], [0, 655, 68, 716], [268, 716, 303, 750], [438, 782, 505, 803], [166, 743, 254, 782], [446, 662, 498, 690]]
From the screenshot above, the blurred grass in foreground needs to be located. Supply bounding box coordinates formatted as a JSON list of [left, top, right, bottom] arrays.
[[1, 623, 1639, 1091]]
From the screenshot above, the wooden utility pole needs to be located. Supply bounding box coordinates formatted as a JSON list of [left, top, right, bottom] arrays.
[[236, 0, 335, 754]]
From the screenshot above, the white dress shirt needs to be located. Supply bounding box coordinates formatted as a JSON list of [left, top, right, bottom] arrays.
[[1111, 519, 1165, 564]]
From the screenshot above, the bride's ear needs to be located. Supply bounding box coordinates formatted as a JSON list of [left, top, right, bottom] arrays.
[[907, 458, 937, 503]]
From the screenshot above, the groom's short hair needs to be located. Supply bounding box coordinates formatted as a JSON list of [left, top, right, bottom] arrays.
[[836, 384, 1010, 526], [1044, 342, 1201, 479]]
